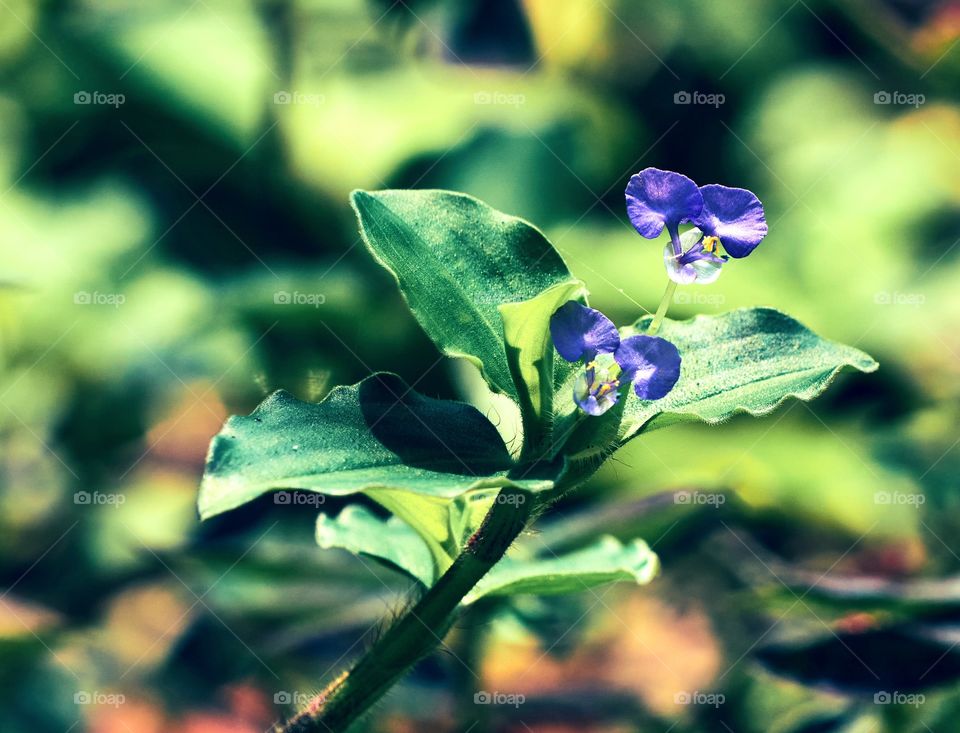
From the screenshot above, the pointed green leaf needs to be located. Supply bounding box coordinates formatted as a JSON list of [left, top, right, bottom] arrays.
[[314, 497, 508, 587], [350, 190, 573, 401], [314, 517, 659, 600], [198, 373, 556, 520], [619, 307, 877, 442], [465, 535, 659, 603], [316, 505, 436, 587], [498, 280, 587, 456], [363, 488, 499, 577]]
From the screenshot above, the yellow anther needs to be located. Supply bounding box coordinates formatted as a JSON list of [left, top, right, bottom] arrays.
[[702, 236, 721, 254], [595, 380, 620, 398]]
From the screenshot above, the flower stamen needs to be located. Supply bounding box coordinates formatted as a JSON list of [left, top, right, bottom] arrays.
[[702, 235, 721, 254], [596, 381, 619, 398]]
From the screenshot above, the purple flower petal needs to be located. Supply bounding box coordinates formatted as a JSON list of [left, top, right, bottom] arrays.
[[625, 168, 703, 241], [614, 335, 681, 400], [692, 184, 767, 258], [550, 301, 620, 362]]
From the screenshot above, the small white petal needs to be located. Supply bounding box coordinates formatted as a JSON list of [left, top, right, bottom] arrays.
[[690, 257, 724, 285], [663, 243, 698, 285]]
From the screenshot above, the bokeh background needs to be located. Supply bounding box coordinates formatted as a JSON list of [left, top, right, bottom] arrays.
[[2, 0, 960, 731]]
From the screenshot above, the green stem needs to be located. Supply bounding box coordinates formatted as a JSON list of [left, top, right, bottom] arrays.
[[648, 280, 677, 335], [278, 487, 532, 733]]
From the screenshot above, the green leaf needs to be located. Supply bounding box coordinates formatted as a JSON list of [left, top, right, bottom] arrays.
[[350, 189, 573, 402], [363, 488, 499, 578], [620, 307, 877, 442], [498, 280, 586, 456], [465, 535, 659, 603], [314, 513, 659, 601], [316, 505, 436, 587], [198, 372, 556, 520], [314, 498, 517, 587]]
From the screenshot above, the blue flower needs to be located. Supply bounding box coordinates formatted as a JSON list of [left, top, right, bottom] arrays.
[[550, 301, 681, 416], [694, 184, 768, 258], [624, 169, 702, 242], [625, 167, 767, 284]]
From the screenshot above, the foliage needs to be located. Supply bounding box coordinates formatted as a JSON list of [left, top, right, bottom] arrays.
[[3, 1, 959, 732]]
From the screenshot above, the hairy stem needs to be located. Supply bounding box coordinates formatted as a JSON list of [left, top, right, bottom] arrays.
[[277, 487, 532, 733]]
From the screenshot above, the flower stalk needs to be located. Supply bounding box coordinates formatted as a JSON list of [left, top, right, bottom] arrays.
[[648, 280, 677, 335], [277, 486, 533, 733]]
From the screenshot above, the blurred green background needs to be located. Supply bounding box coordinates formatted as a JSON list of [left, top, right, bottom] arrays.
[[2, 1, 960, 731]]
